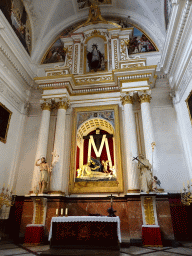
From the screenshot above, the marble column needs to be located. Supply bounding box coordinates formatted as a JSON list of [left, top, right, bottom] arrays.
[[138, 90, 156, 174], [51, 98, 69, 194], [31, 100, 52, 193], [122, 93, 140, 193]]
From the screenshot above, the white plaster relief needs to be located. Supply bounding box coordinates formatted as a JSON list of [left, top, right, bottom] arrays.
[[167, 0, 192, 73], [178, 56, 192, 101], [0, 45, 33, 87], [0, 83, 4, 93]]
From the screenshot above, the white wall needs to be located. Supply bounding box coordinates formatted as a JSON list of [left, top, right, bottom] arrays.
[[15, 90, 42, 195], [151, 77, 189, 192], [0, 95, 25, 192], [174, 78, 192, 181]]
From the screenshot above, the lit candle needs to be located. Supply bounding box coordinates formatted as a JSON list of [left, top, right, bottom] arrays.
[[65, 208, 68, 216], [56, 209, 58, 216], [61, 208, 63, 215]]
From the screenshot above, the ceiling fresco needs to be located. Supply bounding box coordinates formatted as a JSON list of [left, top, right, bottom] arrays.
[[77, 0, 112, 10]]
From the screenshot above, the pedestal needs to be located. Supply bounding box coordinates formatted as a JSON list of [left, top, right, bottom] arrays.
[[24, 224, 44, 244], [142, 225, 162, 247]]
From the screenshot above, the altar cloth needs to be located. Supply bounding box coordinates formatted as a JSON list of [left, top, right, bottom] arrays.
[[48, 216, 121, 243], [24, 224, 44, 244], [142, 225, 162, 247]]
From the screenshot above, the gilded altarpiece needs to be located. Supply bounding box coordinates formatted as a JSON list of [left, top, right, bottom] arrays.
[[69, 105, 123, 194]]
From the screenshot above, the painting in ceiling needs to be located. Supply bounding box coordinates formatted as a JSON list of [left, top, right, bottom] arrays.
[[0, 0, 32, 54], [77, 0, 112, 10]]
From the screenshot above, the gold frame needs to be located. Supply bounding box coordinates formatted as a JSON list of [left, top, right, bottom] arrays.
[[186, 90, 192, 125], [0, 103, 12, 144], [68, 104, 124, 194]]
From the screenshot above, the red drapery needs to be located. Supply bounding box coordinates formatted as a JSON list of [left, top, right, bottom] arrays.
[[24, 226, 44, 244], [142, 226, 162, 247], [76, 146, 80, 170]]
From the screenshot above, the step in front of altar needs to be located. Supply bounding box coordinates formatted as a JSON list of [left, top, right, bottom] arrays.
[[40, 248, 121, 256]]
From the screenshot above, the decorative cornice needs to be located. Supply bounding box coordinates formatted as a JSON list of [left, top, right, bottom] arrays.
[[178, 56, 192, 101], [35, 65, 157, 95], [163, 0, 192, 74], [138, 90, 152, 103], [0, 45, 33, 88], [0, 79, 25, 113]]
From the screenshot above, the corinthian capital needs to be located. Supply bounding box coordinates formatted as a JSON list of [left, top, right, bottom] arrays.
[[121, 92, 134, 105], [138, 90, 152, 103], [55, 97, 70, 110], [40, 99, 52, 111]]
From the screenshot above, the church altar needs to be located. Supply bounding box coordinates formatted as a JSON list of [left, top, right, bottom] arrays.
[[49, 216, 121, 249]]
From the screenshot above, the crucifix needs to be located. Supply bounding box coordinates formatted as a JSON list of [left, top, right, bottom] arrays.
[[107, 194, 116, 217], [83, 128, 113, 161]]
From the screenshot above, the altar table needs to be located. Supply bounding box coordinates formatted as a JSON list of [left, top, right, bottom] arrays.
[[49, 216, 121, 249]]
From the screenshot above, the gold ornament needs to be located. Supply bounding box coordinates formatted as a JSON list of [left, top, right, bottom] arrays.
[[121, 94, 133, 105], [144, 197, 155, 225]]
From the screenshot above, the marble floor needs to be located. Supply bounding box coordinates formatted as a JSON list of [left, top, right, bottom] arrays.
[[0, 241, 192, 256]]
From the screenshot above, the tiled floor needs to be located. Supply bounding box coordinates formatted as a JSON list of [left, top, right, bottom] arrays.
[[0, 241, 192, 256]]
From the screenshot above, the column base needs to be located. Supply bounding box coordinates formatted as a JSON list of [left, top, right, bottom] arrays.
[[48, 191, 65, 196], [127, 189, 140, 193]]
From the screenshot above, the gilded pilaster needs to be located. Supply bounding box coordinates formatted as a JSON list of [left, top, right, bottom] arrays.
[[144, 197, 155, 225], [32, 198, 47, 225]]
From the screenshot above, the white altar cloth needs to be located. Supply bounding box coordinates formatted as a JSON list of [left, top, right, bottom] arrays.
[[48, 216, 121, 242]]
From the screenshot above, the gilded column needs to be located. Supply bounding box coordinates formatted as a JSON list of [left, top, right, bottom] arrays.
[[51, 98, 69, 194], [138, 90, 156, 172], [122, 93, 140, 193], [31, 100, 52, 193]]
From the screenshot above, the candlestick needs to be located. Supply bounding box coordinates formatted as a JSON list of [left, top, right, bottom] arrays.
[[61, 208, 63, 216], [56, 209, 58, 216], [65, 208, 68, 216]]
